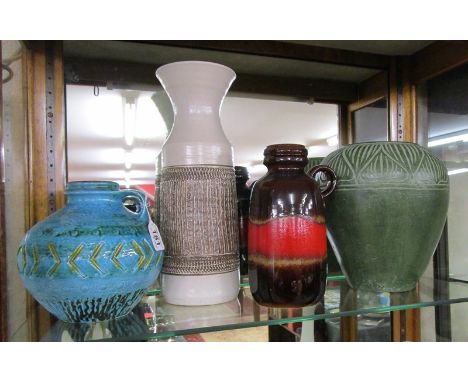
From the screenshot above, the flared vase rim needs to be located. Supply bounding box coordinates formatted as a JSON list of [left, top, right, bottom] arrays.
[[265, 143, 307, 150], [346, 141, 421, 146], [66, 181, 120, 193], [155, 61, 236, 79]]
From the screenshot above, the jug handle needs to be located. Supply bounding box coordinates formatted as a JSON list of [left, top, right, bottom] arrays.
[[307, 165, 337, 198], [117, 189, 149, 221]]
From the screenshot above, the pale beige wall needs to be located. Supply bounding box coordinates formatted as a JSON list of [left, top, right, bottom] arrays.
[[446, 173, 468, 277], [445, 172, 468, 341], [427, 112, 468, 341], [420, 262, 436, 341], [420, 149, 468, 341], [2, 40, 29, 340]]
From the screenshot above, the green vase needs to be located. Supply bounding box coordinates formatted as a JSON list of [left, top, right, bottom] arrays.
[[321, 142, 449, 292]]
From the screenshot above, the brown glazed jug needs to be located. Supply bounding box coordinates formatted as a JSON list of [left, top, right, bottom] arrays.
[[248, 144, 336, 307]]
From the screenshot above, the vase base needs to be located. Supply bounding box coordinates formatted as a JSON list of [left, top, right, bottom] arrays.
[[348, 281, 417, 293], [37, 288, 146, 323], [161, 270, 240, 305]]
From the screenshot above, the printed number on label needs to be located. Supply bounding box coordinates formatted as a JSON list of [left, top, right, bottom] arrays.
[[148, 217, 165, 251]]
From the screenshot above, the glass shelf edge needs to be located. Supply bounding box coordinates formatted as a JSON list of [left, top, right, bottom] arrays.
[[91, 295, 468, 342]]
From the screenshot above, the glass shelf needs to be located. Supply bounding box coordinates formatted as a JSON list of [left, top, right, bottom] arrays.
[[39, 274, 468, 342]]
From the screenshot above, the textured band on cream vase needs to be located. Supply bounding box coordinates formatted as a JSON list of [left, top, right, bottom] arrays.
[[156, 61, 240, 306]]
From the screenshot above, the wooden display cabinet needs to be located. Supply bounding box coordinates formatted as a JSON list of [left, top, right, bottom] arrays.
[[1, 40, 467, 341]]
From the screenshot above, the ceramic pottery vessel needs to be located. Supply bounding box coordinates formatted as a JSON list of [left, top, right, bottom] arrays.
[[235, 166, 252, 276], [248, 144, 336, 307], [156, 61, 240, 305], [306, 157, 342, 274], [152, 91, 174, 227], [17, 181, 165, 323], [321, 141, 449, 292]]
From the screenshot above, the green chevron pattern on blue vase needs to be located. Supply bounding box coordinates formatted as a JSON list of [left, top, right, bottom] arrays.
[[17, 181, 164, 323]]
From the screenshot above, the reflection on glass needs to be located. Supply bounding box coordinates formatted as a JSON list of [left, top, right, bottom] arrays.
[[353, 98, 388, 143], [418, 63, 468, 341], [425, 64, 468, 286], [36, 275, 468, 342]]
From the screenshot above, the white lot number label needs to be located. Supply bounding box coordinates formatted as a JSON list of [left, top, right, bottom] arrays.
[[148, 213, 165, 251]]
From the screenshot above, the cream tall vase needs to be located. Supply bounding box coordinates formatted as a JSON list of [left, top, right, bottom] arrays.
[[156, 61, 240, 305]]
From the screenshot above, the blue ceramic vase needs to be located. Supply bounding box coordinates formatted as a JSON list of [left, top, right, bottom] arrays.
[[17, 181, 164, 323]]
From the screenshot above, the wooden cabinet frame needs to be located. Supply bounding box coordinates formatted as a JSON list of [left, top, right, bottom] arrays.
[[0, 42, 9, 342], [17, 41, 66, 340], [3, 40, 468, 341]]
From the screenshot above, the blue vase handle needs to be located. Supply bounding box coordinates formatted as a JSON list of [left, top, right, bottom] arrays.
[[117, 189, 149, 222]]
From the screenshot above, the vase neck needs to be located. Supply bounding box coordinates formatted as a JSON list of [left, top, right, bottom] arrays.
[[171, 91, 225, 118], [263, 144, 308, 174], [267, 164, 306, 174], [156, 61, 235, 120], [65, 193, 113, 209], [65, 182, 118, 207], [156, 62, 236, 167]]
